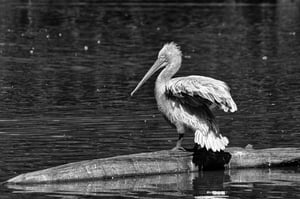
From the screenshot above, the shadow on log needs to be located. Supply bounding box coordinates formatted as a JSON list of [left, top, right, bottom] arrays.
[[5, 146, 300, 184], [192, 148, 231, 170]]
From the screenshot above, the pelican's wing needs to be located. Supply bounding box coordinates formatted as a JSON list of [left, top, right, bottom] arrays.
[[166, 75, 237, 112]]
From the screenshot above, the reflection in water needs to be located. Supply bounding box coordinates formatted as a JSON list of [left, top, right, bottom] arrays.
[[0, 0, 300, 199], [7, 168, 300, 199]]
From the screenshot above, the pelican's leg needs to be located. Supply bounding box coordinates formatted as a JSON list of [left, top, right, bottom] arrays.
[[171, 125, 186, 151], [171, 134, 185, 151]]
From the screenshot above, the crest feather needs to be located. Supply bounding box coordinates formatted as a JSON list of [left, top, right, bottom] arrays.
[[160, 42, 182, 56]]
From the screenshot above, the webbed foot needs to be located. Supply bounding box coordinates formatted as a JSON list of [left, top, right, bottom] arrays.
[[171, 146, 187, 151]]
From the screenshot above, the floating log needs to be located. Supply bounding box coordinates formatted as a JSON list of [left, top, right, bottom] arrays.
[[7, 168, 300, 197], [6, 146, 300, 184]]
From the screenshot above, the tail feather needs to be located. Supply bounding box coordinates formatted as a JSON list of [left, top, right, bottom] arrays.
[[194, 130, 229, 152]]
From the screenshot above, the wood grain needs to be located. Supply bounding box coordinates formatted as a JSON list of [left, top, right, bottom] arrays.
[[6, 147, 300, 184]]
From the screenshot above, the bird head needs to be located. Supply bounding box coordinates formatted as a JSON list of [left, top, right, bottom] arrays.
[[131, 42, 182, 96], [158, 42, 182, 61]]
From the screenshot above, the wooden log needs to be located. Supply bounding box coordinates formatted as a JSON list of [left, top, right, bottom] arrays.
[[6, 147, 300, 184], [6, 168, 300, 196]]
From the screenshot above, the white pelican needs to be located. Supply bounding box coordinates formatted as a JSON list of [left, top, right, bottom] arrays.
[[131, 42, 237, 152]]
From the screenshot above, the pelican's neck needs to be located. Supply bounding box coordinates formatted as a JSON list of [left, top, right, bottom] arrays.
[[157, 56, 181, 84], [155, 56, 181, 98]]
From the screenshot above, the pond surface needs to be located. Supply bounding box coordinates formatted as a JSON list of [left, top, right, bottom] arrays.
[[0, 0, 299, 198]]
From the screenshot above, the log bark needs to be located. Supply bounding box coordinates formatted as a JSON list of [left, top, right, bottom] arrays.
[[6, 168, 300, 197], [6, 147, 300, 184]]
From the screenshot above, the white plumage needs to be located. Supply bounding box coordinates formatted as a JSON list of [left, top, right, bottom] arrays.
[[131, 42, 237, 152]]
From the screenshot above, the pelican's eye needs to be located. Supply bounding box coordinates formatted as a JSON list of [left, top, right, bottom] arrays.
[[159, 54, 167, 61]]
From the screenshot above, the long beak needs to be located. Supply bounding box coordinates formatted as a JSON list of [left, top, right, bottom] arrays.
[[131, 58, 166, 96]]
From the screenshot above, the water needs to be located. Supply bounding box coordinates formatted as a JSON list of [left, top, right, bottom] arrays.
[[0, 0, 299, 198]]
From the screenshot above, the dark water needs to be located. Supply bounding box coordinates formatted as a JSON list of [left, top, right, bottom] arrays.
[[0, 0, 299, 198]]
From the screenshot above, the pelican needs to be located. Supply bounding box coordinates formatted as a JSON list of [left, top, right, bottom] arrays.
[[131, 42, 237, 152]]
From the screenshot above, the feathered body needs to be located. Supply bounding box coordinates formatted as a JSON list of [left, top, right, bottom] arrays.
[[131, 42, 237, 152]]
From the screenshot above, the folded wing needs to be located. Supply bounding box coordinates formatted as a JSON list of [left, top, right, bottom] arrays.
[[166, 75, 237, 112]]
